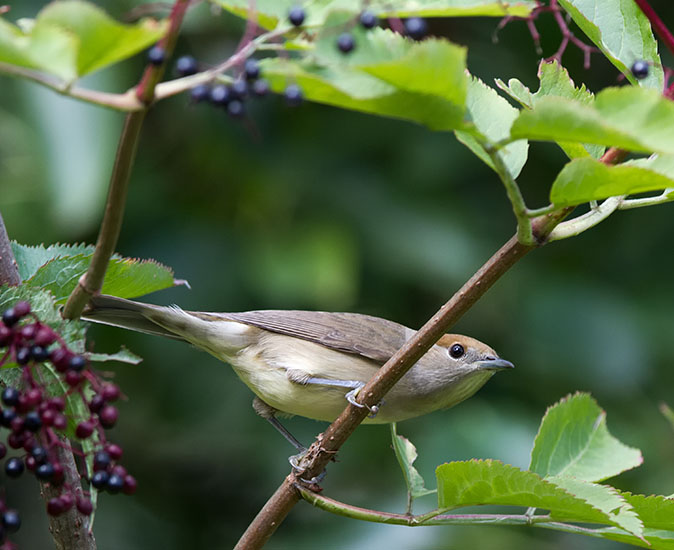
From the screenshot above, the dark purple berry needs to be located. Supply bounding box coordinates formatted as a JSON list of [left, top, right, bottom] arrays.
[[111, 464, 127, 478], [22, 436, 37, 452], [252, 79, 270, 97], [76, 420, 95, 439], [51, 462, 64, 485], [101, 384, 120, 402], [0, 408, 16, 428], [89, 394, 105, 413], [93, 451, 111, 471], [5, 457, 24, 478], [10, 416, 24, 434], [13, 302, 30, 318], [50, 347, 72, 372], [31, 446, 48, 463], [0, 325, 11, 346], [91, 470, 109, 489], [147, 45, 165, 66], [209, 84, 231, 106], [244, 59, 260, 80], [77, 497, 93, 516], [190, 84, 210, 103], [1, 308, 18, 327], [404, 17, 427, 40], [7, 433, 25, 450], [48, 396, 66, 412], [2, 387, 19, 407], [19, 324, 36, 341], [123, 474, 138, 495], [34, 326, 56, 346], [15, 347, 30, 365], [25, 455, 37, 472], [106, 443, 123, 460], [41, 408, 56, 427], [68, 355, 87, 372], [99, 405, 119, 429], [0, 443, 6, 459], [2, 509, 20, 533], [288, 6, 305, 26], [53, 414, 67, 431], [59, 493, 74, 510], [107, 473, 125, 494], [227, 100, 245, 118], [336, 33, 355, 54], [284, 84, 303, 106], [175, 55, 198, 76], [30, 345, 49, 362], [46, 497, 65, 516], [631, 60, 649, 79], [359, 10, 377, 29], [36, 462, 55, 481], [65, 370, 83, 387], [25, 388, 42, 407]]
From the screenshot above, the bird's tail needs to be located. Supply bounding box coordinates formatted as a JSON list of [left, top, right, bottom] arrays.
[[83, 295, 186, 342]]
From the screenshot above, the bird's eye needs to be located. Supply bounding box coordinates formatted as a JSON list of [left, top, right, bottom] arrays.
[[449, 344, 465, 358]]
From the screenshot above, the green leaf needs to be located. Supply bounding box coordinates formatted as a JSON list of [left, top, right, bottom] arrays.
[[549, 476, 643, 538], [215, 0, 536, 30], [550, 155, 674, 206], [496, 60, 602, 160], [558, 0, 663, 90], [623, 493, 674, 531], [436, 459, 642, 536], [510, 86, 674, 155], [594, 527, 674, 550], [391, 424, 435, 501], [530, 393, 642, 482], [260, 28, 467, 130], [455, 75, 528, 178], [12, 242, 182, 302], [0, 1, 166, 82]]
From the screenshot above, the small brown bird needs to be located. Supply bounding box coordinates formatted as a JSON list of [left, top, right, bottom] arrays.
[[84, 295, 513, 449]]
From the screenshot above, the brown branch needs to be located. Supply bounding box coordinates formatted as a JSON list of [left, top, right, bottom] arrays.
[[237, 142, 632, 549], [61, 0, 191, 320], [40, 441, 96, 550], [0, 213, 20, 286]]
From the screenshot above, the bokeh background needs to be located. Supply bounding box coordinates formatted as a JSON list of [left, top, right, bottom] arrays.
[[1, 1, 674, 549]]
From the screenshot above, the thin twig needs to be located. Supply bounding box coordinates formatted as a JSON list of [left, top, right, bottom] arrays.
[[548, 196, 624, 241], [234, 207, 572, 550], [62, 0, 191, 320], [619, 189, 674, 210]]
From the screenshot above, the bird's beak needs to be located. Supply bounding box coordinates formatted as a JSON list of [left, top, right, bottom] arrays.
[[475, 357, 515, 370]]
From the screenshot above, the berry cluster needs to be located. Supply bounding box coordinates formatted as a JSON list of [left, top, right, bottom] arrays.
[[0, 301, 135, 545]]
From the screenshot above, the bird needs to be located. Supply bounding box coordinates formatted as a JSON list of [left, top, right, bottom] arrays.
[[83, 295, 513, 450]]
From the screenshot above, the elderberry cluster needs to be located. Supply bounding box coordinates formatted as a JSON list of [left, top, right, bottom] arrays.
[[0, 301, 136, 545]]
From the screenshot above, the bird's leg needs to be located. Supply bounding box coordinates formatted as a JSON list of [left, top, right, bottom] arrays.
[[286, 369, 381, 418], [252, 397, 306, 452]]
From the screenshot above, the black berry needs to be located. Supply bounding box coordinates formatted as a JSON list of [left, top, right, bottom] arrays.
[[35, 462, 55, 481], [288, 6, 306, 27], [244, 59, 260, 80], [2, 387, 19, 407], [68, 355, 87, 372], [2, 510, 20, 533], [0, 408, 16, 428], [209, 84, 231, 106], [93, 451, 111, 471], [230, 79, 248, 99], [2, 308, 18, 327], [176, 55, 198, 76], [252, 79, 270, 97], [5, 457, 24, 478], [31, 446, 48, 463], [284, 84, 303, 106], [89, 394, 105, 414], [190, 84, 210, 103], [227, 100, 245, 118], [359, 10, 377, 29], [91, 470, 109, 489], [147, 45, 166, 65], [107, 473, 125, 494], [24, 411, 42, 432], [15, 347, 30, 365], [337, 33, 355, 54], [404, 17, 427, 40], [631, 60, 649, 79], [30, 345, 49, 362]]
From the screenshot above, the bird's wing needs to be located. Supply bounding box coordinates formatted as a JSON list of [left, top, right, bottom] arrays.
[[218, 310, 413, 364]]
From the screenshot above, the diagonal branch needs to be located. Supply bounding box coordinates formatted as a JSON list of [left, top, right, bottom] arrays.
[[62, 0, 191, 320]]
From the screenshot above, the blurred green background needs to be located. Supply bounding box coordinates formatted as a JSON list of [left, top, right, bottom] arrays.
[[2, 1, 674, 549]]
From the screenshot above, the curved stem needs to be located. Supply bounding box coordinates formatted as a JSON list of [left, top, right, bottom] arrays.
[[548, 196, 623, 241], [619, 189, 674, 210]]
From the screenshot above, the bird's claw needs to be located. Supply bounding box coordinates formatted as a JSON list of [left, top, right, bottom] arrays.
[[345, 387, 381, 418]]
